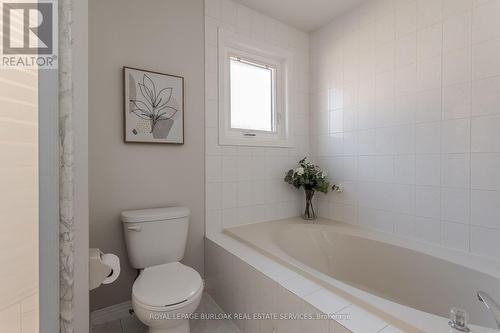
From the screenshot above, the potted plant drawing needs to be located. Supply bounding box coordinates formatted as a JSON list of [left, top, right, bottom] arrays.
[[284, 157, 343, 221], [129, 73, 180, 139]]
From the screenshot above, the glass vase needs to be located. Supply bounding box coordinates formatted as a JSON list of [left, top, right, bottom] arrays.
[[303, 189, 316, 220]]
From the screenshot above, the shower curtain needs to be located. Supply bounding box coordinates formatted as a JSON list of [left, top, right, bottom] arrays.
[[59, 0, 75, 331]]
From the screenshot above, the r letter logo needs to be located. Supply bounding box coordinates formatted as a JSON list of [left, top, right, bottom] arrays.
[[1, 0, 57, 68]]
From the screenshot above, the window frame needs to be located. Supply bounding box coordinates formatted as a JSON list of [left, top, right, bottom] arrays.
[[229, 55, 277, 134], [218, 29, 293, 147]]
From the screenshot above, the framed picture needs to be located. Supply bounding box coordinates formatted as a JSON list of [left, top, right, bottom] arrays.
[[123, 67, 184, 144]]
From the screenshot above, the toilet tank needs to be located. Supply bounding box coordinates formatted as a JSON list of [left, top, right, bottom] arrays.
[[121, 207, 190, 269]]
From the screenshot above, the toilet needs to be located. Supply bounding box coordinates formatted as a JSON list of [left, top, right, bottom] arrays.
[[121, 207, 203, 333]]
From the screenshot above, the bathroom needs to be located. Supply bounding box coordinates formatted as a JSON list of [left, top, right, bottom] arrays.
[[1, 0, 500, 332]]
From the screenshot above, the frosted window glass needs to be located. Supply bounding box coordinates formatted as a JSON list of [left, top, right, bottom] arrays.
[[230, 57, 275, 132]]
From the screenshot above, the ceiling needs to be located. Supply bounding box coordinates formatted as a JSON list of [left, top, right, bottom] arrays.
[[232, 0, 368, 32]]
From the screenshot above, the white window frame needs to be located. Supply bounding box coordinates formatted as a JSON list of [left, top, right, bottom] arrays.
[[218, 28, 294, 147]]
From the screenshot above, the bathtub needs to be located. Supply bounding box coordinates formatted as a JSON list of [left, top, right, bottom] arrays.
[[225, 217, 500, 332]]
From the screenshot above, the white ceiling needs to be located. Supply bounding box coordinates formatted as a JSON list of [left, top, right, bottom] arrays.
[[232, 0, 368, 32]]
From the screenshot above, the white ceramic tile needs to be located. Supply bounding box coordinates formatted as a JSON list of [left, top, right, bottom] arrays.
[[417, 0, 443, 29], [441, 153, 470, 188], [394, 92, 416, 125], [375, 128, 395, 155], [416, 122, 441, 154], [441, 222, 469, 251], [375, 42, 395, 74], [206, 155, 222, 183], [394, 125, 416, 154], [376, 13, 396, 43], [442, 47, 471, 86], [206, 182, 222, 210], [443, 0, 472, 19], [395, 65, 417, 95], [221, 155, 238, 182], [416, 154, 441, 186], [471, 226, 500, 258], [336, 304, 388, 333], [380, 325, 406, 333], [417, 23, 442, 60], [415, 216, 441, 244], [276, 287, 302, 333], [472, 0, 500, 44], [471, 115, 500, 152], [471, 189, 500, 229], [358, 156, 376, 182], [222, 182, 238, 209], [206, 209, 222, 235], [471, 153, 500, 190], [221, 207, 239, 229], [472, 37, 500, 80], [394, 213, 416, 237], [331, 321, 354, 333], [300, 302, 329, 333], [263, 265, 301, 284], [415, 89, 442, 123], [375, 155, 395, 183], [392, 184, 416, 215], [303, 289, 350, 316], [395, 155, 416, 184], [417, 56, 442, 91], [416, 186, 441, 219], [280, 275, 322, 298], [358, 129, 377, 155], [395, 0, 417, 37], [442, 221, 469, 251], [442, 82, 471, 120], [205, 0, 221, 20], [441, 187, 470, 223], [397, 38, 416, 73], [472, 75, 500, 117], [443, 11, 471, 51], [441, 118, 471, 153]]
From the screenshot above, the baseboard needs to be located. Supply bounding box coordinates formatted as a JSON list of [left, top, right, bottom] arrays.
[[90, 300, 133, 326]]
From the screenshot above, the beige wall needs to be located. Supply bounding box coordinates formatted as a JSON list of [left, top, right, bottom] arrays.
[[89, 0, 205, 310]]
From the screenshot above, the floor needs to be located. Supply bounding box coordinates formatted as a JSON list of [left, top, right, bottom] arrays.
[[92, 293, 241, 333]]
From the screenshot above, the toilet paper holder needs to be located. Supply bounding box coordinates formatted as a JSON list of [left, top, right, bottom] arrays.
[[89, 248, 120, 290]]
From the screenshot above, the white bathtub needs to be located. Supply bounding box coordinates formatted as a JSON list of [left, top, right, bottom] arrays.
[[225, 217, 500, 332]]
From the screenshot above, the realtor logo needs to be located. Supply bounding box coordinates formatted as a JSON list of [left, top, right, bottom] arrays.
[[1, 0, 57, 68]]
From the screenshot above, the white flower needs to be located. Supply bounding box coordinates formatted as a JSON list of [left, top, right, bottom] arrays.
[[320, 171, 326, 178], [333, 184, 344, 193], [295, 167, 304, 175]]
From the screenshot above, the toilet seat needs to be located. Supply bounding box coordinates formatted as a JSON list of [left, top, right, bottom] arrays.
[[132, 262, 203, 311]]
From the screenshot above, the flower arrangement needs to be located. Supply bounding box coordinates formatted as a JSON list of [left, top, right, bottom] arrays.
[[284, 157, 343, 220]]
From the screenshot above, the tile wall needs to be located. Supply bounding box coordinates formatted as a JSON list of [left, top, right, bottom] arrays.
[[204, 0, 310, 234], [310, 0, 500, 259]]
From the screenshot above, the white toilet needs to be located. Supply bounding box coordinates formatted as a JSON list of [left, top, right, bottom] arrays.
[[121, 207, 203, 333]]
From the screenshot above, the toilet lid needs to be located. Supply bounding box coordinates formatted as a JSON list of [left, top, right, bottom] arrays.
[[132, 262, 202, 307]]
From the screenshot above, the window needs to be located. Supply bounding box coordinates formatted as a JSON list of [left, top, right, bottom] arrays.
[[218, 29, 293, 147], [229, 56, 276, 133]]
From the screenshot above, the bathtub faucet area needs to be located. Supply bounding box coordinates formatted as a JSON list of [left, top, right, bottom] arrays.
[[478, 291, 500, 329]]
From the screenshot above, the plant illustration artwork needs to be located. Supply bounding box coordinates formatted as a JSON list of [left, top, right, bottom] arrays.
[[124, 67, 184, 144]]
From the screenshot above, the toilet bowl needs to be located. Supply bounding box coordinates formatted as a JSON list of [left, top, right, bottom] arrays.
[[132, 262, 203, 333], [121, 207, 203, 333]]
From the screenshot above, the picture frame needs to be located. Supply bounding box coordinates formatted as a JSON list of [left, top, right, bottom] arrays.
[[123, 66, 184, 144]]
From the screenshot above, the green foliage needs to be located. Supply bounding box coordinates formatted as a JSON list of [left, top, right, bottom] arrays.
[[284, 157, 331, 194]]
